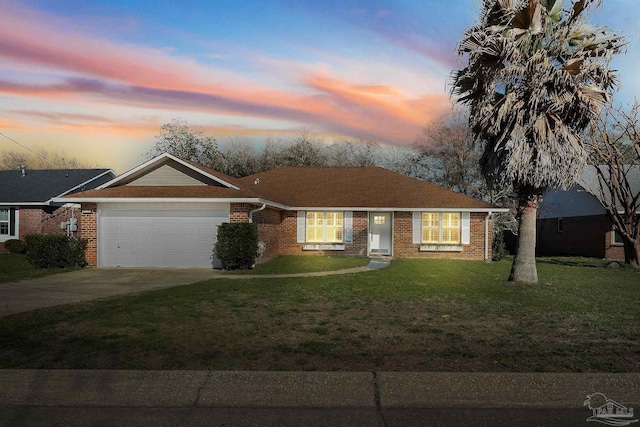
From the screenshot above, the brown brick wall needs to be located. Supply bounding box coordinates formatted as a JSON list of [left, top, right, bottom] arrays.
[[0, 206, 82, 253], [230, 203, 251, 223], [265, 210, 489, 260], [253, 206, 281, 263], [393, 212, 490, 260], [537, 214, 624, 261], [276, 211, 369, 257], [80, 203, 98, 267]]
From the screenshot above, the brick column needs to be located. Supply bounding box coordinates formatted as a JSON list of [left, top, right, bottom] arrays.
[[80, 203, 97, 267], [230, 203, 251, 223]]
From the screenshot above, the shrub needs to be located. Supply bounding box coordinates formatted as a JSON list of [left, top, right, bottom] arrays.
[[215, 223, 258, 270], [4, 239, 27, 254], [492, 231, 507, 261], [25, 234, 88, 269]]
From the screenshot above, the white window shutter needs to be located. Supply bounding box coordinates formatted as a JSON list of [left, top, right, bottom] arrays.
[[297, 211, 306, 243], [412, 212, 422, 244], [461, 212, 471, 244], [344, 211, 353, 243]]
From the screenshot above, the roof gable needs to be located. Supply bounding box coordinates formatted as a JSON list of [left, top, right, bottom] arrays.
[[0, 168, 115, 204], [100, 153, 240, 190]]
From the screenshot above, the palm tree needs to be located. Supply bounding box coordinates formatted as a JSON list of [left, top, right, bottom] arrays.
[[451, 0, 625, 283]]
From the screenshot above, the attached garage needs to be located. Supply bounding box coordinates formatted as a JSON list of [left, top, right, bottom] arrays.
[[98, 202, 229, 268]]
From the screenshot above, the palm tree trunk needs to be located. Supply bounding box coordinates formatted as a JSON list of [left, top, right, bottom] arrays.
[[509, 199, 538, 283]]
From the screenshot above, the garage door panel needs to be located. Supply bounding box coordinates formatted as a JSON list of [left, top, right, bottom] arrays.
[[99, 204, 227, 268]]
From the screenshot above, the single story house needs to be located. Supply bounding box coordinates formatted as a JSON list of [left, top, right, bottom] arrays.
[[59, 153, 506, 268], [0, 166, 116, 252], [537, 165, 639, 261]]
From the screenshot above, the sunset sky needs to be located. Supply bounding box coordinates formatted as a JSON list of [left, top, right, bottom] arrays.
[[1, 0, 639, 172]]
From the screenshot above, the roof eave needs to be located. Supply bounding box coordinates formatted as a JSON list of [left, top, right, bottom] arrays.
[[285, 206, 508, 212], [97, 153, 240, 190]]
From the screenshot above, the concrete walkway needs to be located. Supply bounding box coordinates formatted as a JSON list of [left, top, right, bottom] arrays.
[[0, 258, 390, 318], [0, 370, 638, 426]]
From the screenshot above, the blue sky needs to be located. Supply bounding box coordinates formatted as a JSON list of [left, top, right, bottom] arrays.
[[1, 0, 638, 171]]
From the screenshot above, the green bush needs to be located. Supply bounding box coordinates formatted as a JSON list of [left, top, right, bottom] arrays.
[[215, 223, 258, 270], [4, 239, 27, 254], [25, 234, 88, 269], [492, 231, 507, 261]]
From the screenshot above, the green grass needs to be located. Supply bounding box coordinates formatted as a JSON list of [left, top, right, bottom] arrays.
[[0, 257, 638, 372], [0, 254, 78, 284], [223, 255, 369, 275]]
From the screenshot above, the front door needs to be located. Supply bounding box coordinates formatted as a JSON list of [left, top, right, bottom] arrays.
[[369, 212, 392, 255]]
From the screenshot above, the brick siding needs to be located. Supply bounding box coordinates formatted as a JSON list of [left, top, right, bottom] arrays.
[[259, 210, 490, 260], [0, 205, 83, 253], [74, 202, 493, 266], [79, 204, 98, 266], [252, 206, 281, 263], [393, 212, 490, 260]]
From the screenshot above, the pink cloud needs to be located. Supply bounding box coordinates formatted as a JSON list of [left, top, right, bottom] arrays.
[[0, 5, 452, 145]]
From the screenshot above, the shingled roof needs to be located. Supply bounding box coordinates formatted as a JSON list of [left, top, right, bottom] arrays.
[[62, 154, 499, 211], [241, 167, 495, 209], [1, 168, 114, 204]]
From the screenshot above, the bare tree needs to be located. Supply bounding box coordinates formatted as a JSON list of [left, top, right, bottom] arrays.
[[0, 149, 98, 170], [215, 138, 261, 177], [584, 101, 640, 267], [326, 139, 380, 167], [279, 130, 328, 167], [147, 119, 222, 167], [414, 108, 485, 198]]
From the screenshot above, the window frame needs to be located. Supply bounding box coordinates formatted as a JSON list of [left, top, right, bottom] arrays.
[[0, 209, 9, 236], [612, 228, 624, 246], [421, 212, 461, 245], [306, 211, 344, 244], [0, 207, 17, 242]]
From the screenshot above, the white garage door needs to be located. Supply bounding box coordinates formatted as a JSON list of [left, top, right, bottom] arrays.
[[99, 202, 229, 268]]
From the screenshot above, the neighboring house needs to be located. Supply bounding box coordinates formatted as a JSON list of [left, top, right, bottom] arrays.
[[537, 165, 640, 261], [0, 166, 116, 252], [59, 153, 506, 268]]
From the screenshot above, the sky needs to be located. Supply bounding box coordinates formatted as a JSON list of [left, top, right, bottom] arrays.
[[1, 0, 639, 173]]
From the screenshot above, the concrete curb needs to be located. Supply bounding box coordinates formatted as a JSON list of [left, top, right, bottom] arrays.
[[1, 370, 638, 409]]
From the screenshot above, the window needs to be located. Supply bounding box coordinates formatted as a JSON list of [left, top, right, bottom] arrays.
[[306, 211, 343, 243], [0, 208, 17, 241], [422, 213, 439, 243], [373, 215, 386, 225], [441, 213, 460, 243], [557, 218, 563, 233], [612, 229, 624, 245], [0, 209, 8, 236], [422, 212, 460, 244]]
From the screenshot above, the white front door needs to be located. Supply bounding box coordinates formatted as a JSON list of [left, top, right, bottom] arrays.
[[369, 212, 392, 255]]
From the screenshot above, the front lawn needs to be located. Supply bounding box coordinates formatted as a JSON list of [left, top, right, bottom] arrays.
[[0, 258, 638, 372], [0, 254, 77, 284], [224, 255, 370, 275]]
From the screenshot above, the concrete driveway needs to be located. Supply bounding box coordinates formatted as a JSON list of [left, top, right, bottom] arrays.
[[0, 268, 221, 318]]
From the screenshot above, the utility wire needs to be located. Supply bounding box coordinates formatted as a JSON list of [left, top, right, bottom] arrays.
[[0, 130, 67, 169]]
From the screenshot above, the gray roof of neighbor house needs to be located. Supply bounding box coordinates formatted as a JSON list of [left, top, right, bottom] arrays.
[[578, 165, 640, 210], [0, 168, 115, 204], [538, 165, 640, 219]]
